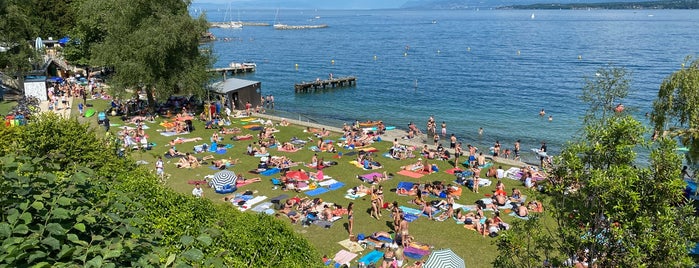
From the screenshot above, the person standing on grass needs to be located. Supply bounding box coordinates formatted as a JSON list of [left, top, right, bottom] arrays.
[[347, 202, 354, 237], [155, 156, 164, 178], [192, 183, 204, 198], [454, 142, 462, 168]]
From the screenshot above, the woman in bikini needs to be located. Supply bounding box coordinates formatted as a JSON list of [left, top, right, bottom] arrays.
[[376, 185, 384, 217], [370, 189, 381, 219], [347, 202, 354, 236]]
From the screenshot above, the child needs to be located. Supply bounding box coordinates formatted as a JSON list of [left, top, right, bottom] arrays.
[[78, 102, 84, 117]]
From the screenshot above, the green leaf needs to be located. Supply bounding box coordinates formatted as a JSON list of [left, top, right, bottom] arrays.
[[52, 208, 71, 219], [92, 234, 104, 242], [165, 254, 177, 266], [19, 212, 32, 224], [31, 262, 51, 268], [19, 201, 29, 211], [103, 248, 122, 260], [0, 222, 12, 238], [56, 245, 76, 260], [41, 236, 60, 251], [56, 197, 75, 206], [74, 223, 86, 233], [86, 255, 103, 268], [13, 224, 29, 235], [182, 248, 204, 262], [46, 223, 67, 236], [31, 201, 44, 210], [27, 251, 47, 264], [180, 235, 194, 246], [7, 208, 19, 224], [196, 234, 212, 247]]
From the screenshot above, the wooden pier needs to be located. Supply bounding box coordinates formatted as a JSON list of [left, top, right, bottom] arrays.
[[294, 76, 356, 93], [208, 63, 255, 78]]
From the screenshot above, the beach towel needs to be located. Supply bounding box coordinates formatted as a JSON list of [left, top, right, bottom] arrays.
[[445, 168, 464, 175], [318, 179, 339, 187], [359, 172, 383, 183], [236, 179, 259, 187], [159, 131, 177, 137], [403, 213, 419, 222], [338, 239, 365, 253], [345, 192, 368, 200], [251, 202, 274, 213], [260, 168, 280, 176], [242, 124, 261, 129], [238, 196, 268, 211], [278, 147, 300, 153], [509, 212, 530, 220], [254, 153, 270, 158], [313, 220, 333, 228], [358, 250, 384, 265], [187, 179, 208, 185], [397, 170, 425, 179], [399, 206, 423, 216], [216, 149, 227, 154], [404, 246, 430, 260], [309, 146, 321, 152], [348, 160, 366, 169], [333, 250, 358, 266], [306, 187, 330, 196], [328, 182, 345, 191]]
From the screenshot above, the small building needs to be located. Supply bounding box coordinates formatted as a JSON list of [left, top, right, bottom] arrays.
[[209, 78, 261, 111]]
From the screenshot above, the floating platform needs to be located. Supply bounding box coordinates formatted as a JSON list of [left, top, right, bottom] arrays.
[[295, 76, 356, 93], [274, 24, 328, 30]]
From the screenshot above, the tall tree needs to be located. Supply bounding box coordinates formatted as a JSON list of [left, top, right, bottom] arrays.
[[652, 57, 699, 165], [0, 0, 41, 74], [495, 66, 699, 267], [73, 0, 213, 106]]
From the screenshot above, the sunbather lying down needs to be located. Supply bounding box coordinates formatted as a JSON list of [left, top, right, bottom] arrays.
[[232, 134, 253, 141], [219, 127, 242, 135], [169, 137, 203, 146]]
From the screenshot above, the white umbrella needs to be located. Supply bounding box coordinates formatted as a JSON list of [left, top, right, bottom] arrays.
[[424, 249, 465, 268], [209, 170, 237, 190]]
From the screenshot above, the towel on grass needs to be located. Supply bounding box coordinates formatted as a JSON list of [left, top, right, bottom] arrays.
[[358, 250, 384, 265], [237, 196, 268, 211], [509, 212, 530, 220], [445, 168, 464, 175], [399, 206, 422, 216], [403, 213, 419, 222], [359, 172, 384, 183], [328, 182, 345, 191], [251, 202, 273, 213], [260, 168, 280, 176], [397, 170, 425, 179], [318, 179, 339, 187], [306, 187, 330, 196], [338, 239, 365, 253], [333, 250, 358, 266], [404, 246, 430, 260], [345, 192, 367, 200]]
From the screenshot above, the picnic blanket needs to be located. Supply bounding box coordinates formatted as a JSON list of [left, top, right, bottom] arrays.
[[358, 250, 384, 265], [338, 239, 365, 253], [345, 190, 368, 200], [333, 249, 358, 266], [397, 170, 425, 179]]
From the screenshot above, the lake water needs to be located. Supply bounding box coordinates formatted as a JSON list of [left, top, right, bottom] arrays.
[[195, 8, 699, 162]]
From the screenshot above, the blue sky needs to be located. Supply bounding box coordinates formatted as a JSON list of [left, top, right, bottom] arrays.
[[192, 0, 408, 9]]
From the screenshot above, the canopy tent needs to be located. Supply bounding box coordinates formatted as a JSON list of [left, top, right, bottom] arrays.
[[209, 170, 237, 190]]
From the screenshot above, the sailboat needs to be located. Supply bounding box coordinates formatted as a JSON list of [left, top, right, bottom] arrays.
[[273, 9, 287, 29], [531, 13, 535, 19], [218, 2, 242, 29]]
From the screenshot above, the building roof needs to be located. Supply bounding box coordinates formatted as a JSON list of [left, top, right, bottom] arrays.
[[210, 78, 260, 94]]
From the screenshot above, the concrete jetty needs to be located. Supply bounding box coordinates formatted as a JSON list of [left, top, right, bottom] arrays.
[[294, 76, 356, 93]]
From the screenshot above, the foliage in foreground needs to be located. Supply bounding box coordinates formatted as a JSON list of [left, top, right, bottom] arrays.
[[494, 66, 699, 267], [0, 115, 321, 267]]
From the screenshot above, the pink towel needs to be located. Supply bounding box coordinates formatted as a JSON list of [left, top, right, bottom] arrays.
[[333, 249, 358, 265]]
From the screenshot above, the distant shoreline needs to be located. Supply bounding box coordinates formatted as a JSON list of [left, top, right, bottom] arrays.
[[499, 0, 699, 10]]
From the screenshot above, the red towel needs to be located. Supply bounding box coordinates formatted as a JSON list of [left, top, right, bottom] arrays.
[[397, 170, 424, 179]]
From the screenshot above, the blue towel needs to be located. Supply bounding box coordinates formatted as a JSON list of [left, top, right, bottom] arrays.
[[216, 149, 227, 154], [399, 206, 422, 215], [403, 214, 419, 222], [509, 212, 530, 220], [397, 181, 415, 190], [328, 182, 345, 190], [305, 187, 330, 196], [358, 250, 384, 265], [261, 168, 280, 176], [375, 236, 393, 243], [209, 165, 220, 170], [225, 144, 234, 149]]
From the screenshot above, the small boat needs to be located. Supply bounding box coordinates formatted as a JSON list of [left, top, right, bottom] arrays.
[[431, 20, 437, 24], [358, 121, 382, 127], [531, 13, 535, 19]]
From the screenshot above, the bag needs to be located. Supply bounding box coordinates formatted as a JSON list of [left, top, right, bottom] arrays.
[[475, 200, 486, 209]]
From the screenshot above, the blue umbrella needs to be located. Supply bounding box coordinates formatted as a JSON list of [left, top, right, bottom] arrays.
[[47, 77, 64, 83], [58, 36, 70, 45]]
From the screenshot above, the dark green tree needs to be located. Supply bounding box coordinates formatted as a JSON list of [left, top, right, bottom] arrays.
[[495, 66, 699, 267], [0, 0, 41, 74], [652, 56, 699, 165], [72, 0, 213, 107]]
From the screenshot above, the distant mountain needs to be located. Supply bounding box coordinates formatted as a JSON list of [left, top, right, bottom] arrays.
[[502, 0, 699, 9], [400, 0, 652, 9], [192, 0, 406, 10]]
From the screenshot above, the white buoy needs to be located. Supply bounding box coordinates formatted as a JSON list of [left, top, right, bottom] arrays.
[[295, 63, 299, 69], [578, 55, 582, 60], [517, 50, 521, 56], [467, 47, 471, 52], [374, 55, 377, 61], [331, 59, 335, 65]]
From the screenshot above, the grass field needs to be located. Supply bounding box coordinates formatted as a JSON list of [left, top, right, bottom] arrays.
[[23, 97, 543, 267]]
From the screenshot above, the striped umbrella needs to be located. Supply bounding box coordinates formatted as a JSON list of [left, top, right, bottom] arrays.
[[209, 170, 237, 190], [424, 249, 465, 268]]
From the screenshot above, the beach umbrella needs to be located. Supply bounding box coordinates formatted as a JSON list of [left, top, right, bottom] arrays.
[[424, 249, 465, 268], [209, 170, 237, 189], [58, 36, 70, 45], [286, 170, 309, 181]]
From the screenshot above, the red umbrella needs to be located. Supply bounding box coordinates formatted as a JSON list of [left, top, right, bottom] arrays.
[[286, 170, 309, 181]]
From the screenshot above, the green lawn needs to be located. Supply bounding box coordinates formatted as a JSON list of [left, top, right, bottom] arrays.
[[64, 98, 539, 267]]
